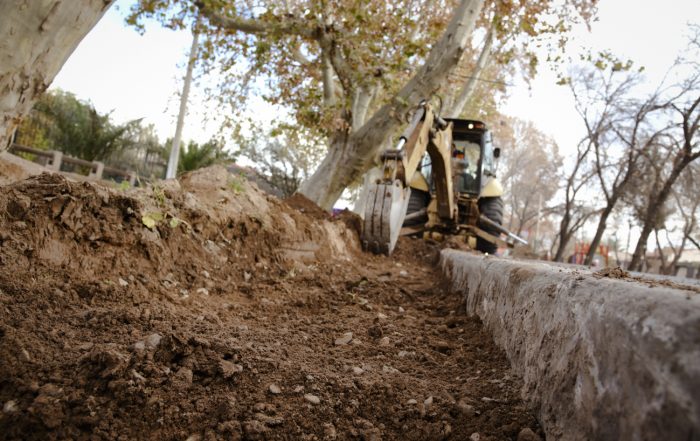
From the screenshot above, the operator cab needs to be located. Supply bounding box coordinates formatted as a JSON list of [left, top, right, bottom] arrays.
[[448, 119, 496, 196], [420, 118, 498, 196]]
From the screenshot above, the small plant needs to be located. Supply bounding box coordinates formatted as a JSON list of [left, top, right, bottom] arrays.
[[141, 210, 188, 231], [228, 173, 246, 194], [141, 211, 164, 229], [152, 184, 166, 207], [117, 180, 131, 191]]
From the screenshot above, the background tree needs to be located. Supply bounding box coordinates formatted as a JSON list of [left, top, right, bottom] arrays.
[[0, 1, 114, 150], [128, 0, 597, 209], [19, 90, 141, 161], [567, 62, 668, 265], [676, 164, 700, 252], [177, 137, 235, 174], [110, 123, 169, 178], [16, 90, 141, 162], [626, 55, 700, 270], [552, 132, 597, 262], [236, 124, 325, 197], [493, 116, 562, 239]]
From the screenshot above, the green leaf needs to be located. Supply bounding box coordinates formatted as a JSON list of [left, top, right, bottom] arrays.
[[169, 217, 181, 228], [142, 211, 164, 229]]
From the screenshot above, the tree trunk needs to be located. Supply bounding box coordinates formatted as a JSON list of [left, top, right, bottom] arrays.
[[628, 157, 691, 271], [297, 133, 356, 210], [583, 204, 613, 265], [298, 0, 485, 209], [553, 213, 571, 262], [0, 0, 113, 150]]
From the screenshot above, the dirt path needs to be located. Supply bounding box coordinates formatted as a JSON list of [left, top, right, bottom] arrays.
[[0, 169, 540, 440]]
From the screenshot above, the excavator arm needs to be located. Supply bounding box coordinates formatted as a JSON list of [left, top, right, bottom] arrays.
[[362, 102, 455, 255]]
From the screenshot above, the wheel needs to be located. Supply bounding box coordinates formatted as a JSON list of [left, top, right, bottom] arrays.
[[476, 196, 504, 254], [403, 189, 430, 227]]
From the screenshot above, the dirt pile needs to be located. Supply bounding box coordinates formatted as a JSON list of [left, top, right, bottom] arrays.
[[0, 166, 540, 440]]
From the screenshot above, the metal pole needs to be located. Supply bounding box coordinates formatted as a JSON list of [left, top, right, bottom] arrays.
[[166, 15, 201, 179], [533, 193, 542, 252]]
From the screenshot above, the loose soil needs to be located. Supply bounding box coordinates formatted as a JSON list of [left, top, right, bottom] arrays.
[[0, 165, 541, 440]]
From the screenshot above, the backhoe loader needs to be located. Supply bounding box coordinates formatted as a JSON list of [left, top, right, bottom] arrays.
[[361, 101, 527, 255]]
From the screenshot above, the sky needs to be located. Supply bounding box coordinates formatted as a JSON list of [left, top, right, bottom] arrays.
[[505, 0, 700, 154]]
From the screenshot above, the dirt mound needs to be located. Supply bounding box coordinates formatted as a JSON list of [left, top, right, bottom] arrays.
[[284, 193, 330, 220], [0, 168, 539, 440], [594, 266, 630, 279]]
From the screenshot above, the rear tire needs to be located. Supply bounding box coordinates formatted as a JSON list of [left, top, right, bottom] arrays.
[[403, 189, 430, 227], [476, 196, 504, 254]]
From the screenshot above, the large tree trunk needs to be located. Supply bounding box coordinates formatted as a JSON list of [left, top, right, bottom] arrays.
[[298, 0, 485, 210], [0, 0, 113, 150]]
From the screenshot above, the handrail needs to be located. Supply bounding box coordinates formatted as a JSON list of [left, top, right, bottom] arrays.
[[9, 143, 137, 184]]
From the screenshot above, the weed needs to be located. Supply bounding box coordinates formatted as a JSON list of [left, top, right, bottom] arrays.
[[152, 184, 166, 207], [228, 173, 246, 194], [141, 211, 164, 229]]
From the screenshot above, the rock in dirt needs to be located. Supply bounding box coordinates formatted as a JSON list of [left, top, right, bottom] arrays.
[[334, 332, 353, 346], [378, 337, 391, 347], [470, 433, 481, 441], [323, 423, 337, 440], [145, 333, 162, 349], [517, 428, 542, 441], [457, 398, 476, 416], [367, 324, 383, 339], [243, 419, 269, 438], [351, 366, 364, 375], [173, 367, 194, 387], [304, 394, 321, 405], [219, 360, 244, 378], [269, 384, 282, 395], [3, 400, 18, 413], [382, 365, 399, 374]]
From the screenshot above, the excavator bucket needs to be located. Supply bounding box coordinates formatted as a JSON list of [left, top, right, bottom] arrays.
[[361, 181, 411, 255]]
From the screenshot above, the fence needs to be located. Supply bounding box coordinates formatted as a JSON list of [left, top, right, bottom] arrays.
[[9, 144, 137, 185]]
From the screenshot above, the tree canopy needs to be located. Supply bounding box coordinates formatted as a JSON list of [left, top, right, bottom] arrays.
[[16, 89, 138, 162], [128, 0, 598, 208]]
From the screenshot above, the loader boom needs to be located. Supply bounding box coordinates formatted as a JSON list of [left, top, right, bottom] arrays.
[[362, 102, 456, 254]]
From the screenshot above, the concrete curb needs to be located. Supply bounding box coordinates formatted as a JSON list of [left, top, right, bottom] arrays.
[[440, 249, 700, 441]]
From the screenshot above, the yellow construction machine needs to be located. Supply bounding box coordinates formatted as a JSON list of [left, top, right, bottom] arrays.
[[361, 101, 527, 255]]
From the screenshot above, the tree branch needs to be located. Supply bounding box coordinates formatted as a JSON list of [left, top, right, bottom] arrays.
[[197, 3, 316, 38], [446, 18, 495, 118]]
